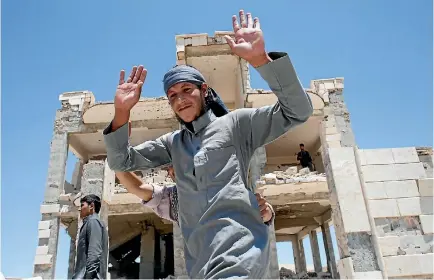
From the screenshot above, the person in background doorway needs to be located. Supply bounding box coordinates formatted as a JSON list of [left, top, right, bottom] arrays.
[[73, 194, 109, 279], [297, 143, 314, 171]]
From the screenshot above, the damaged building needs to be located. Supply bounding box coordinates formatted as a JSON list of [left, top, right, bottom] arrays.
[[33, 32, 433, 279]]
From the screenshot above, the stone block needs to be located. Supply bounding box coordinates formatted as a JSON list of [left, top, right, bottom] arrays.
[[420, 215, 434, 234], [34, 254, 53, 266], [337, 257, 354, 279], [378, 236, 400, 256], [353, 271, 383, 279], [417, 178, 434, 197], [420, 197, 433, 214], [384, 253, 434, 277], [191, 35, 207, 46], [370, 199, 400, 218], [38, 229, 51, 239], [263, 173, 277, 184], [417, 253, 434, 276], [40, 204, 60, 214], [384, 255, 420, 277], [397, 198, 422, 216], [362, 164, 398, 182], [326, 133, 341, 142], [365, 182, 387, 199], [284, 166, 298, 175], [328, 141, 341, 148], [399, 235, 433, 255], [36, 246, 49, 255], [384, 180, 419, 198], [395, 163, 426, 180], [38, 221, 51, 230], [325, 126, 338, 135], [328, 147, 371, 232], [299, 167, 310, 175], [362, 148, 394, 165], [392, 147, 419, 164]]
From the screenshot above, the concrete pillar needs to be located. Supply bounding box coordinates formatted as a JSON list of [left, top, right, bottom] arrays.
[[291, 235, 306, 274], [67, 237, 77, 279], [33, 91, 95, 279], [78, 159, 110, 277], [33, 133, 68, 279], [321, 223, 337, 278], [173, 223, 188, 278], [266, 224, 280, 279], [309, 230, 323, 273], [140, 225, 155, 279], [316, 78, 382, 277]]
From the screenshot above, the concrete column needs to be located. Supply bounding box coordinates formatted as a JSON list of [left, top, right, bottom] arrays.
[[317, 78, 382, 277], [67, 237, 77, 279], [309, 230, 322, 273], [173, 223, 188, 278], [79, 159, 110, 277], [291, 235, 306, 274], [33, 133, 68, 279], [266, 224, 280, 279], [140, 225, 155, 279], [321, 223, 337, 278]]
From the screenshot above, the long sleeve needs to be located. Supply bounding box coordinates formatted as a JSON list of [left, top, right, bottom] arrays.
[[142, 184, 178, 223], [103, 122, 172, 171], [85, 219, 103, 279], [235, 52, 313, 152]]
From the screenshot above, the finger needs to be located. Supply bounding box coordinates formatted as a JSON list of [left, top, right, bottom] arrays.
[[224, 35, 236, 49], [139, 68, 148, 83], [119, 70, 125, 85], [237, 38, 246, 44], [247, 13, 253, 28], [253, 17, 260, 29], [260, 208, 268, 217], [136, 81, 144, 94], [133, 65, 144, 83], [259, 203, 267, 212], [127, 66, 137, 83], [232, 15, 240, 32], [239, 10, 247, 28]]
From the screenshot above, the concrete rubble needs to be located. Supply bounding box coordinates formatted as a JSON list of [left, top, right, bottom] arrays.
[[279, 267, 332, 279], [258, 168, 327, 185]]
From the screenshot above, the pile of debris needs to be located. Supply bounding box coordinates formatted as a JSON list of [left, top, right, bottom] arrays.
[[114, 168, 175, 194], [258, 167, 326, 185], [279, 268, 332, 279]]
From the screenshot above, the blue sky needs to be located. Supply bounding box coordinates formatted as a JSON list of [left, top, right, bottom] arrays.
[[2, 0, 432, 277]]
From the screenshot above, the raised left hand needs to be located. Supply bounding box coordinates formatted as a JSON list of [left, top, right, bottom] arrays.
[[225, 10, 271, 68], [256, 193, 273, 223]]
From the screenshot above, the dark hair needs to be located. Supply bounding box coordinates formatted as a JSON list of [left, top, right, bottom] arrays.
[[299, 143, 305, 147], [80, 194, 101, 213]]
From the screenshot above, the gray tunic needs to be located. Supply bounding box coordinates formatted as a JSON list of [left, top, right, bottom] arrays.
[[104, 52, 313, 279]]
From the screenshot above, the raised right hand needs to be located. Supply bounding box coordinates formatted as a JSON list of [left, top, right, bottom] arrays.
[[115, 65, 147, 112]]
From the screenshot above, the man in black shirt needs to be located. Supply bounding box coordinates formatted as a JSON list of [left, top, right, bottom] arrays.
[[297, 143, 314, 171]]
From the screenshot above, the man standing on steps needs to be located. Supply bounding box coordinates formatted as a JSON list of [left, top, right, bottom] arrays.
[[104, 9, 313, 278], [73, 194, 108, 279]]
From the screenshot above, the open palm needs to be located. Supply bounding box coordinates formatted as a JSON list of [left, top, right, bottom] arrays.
[[225, 10, 269, 67], [114, 65, 147, 111]]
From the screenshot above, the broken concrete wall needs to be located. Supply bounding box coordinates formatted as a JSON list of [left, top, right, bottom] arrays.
[[34, 92, 94, 279], [359, 147, 433, 278]]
